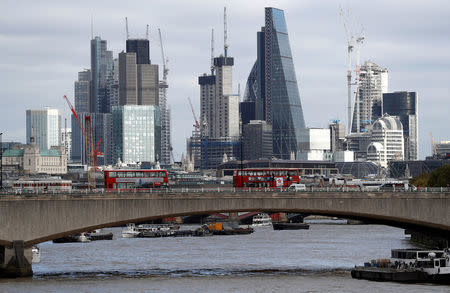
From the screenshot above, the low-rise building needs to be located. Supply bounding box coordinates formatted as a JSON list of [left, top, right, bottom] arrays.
[[1, 136, 67, 175]]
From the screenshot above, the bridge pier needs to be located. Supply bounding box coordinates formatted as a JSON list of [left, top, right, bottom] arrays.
[[0, 241, 32, 278]]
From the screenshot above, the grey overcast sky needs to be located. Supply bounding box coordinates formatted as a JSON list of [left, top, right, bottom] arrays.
[[1, 0, 449, 160]]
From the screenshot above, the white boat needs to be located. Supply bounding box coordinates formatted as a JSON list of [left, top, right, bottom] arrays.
[[122, 223, 140, 238], [252, 213, 272, 228], [32, 246, 40, 263], [74, 233, 91, 242]]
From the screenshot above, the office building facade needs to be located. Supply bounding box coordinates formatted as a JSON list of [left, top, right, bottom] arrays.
[[297, 128, 331, 161], [243, 120, 273, 161], [366, 115, 404, 168], [242, 7, 306, 159], [126, 39, 150, 65], [74, 69, 91, 113], [330, 122, 346, 153], [119, 52, 159, 106], [90, 36, 113, 113], [26, 108, 61, 151], [199, 59, 239, 138], [112, 105, 160, 164], [382, 91, 418, 160]]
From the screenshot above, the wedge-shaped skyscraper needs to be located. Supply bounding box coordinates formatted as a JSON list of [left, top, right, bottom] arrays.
[[243, 7, 306, 159]]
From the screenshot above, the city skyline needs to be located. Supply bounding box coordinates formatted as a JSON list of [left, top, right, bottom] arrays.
[[1, 1, 449, 160]]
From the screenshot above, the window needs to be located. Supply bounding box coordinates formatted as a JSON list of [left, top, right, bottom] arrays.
[[126, 172, 135, 177], [117, 172, 125, 178], [109, 172, 117, 178], [136, 172, 144, 177]]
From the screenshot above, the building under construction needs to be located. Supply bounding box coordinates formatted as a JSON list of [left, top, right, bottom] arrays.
[[189, 8, 240, 170], [158, 29, 172, 165]]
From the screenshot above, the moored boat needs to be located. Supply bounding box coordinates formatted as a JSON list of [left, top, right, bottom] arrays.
[[352, 249, 450, 284], [32, 246, 40, 263], [121, 223, 140, 238], [272, 222, 309, 230], [252, 213, 272, 228], [53, 233, 91, 243]]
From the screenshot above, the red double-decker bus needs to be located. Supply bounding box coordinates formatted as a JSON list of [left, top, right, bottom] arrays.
[[233, 168, 300, 188], [104, 169, 169, 190]]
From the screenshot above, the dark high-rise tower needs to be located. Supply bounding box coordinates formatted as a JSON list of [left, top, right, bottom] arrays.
[[382, 91, 418, 160], [126, 39, 150, 64], [242, 7, 306, 159]]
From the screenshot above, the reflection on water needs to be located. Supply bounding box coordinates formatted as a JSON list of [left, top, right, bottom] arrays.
[[0, 224, 446, 292]]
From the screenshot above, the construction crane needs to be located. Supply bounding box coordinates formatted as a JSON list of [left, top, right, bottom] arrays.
[[63, 95, 101, 189], [158, 28, 174, 165], [125, 17, 129, 39], [430, 132, 438, 157], [211, 27, 215, 75], [340, 7, 354, 134], [187, 97, 200, 130], [355, 28, 365, 134], [224, 7, 229, 57], [158, 28, 169, 82]]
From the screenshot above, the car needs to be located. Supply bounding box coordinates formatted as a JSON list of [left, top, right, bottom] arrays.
[[288, 183, 307, 191]]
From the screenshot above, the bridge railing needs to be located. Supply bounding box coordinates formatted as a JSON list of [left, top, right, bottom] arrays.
[[1, 186, 450, 197]]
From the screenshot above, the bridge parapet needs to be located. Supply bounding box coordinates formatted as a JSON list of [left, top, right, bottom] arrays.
[[0, 191, 449, 247]]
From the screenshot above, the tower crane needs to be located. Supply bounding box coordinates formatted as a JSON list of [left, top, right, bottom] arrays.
[[430, 132, 438, 157], [355, 28, 365, 134], [224, 7, 229, 57], [63, 95, 102, 189], [340, 7, 354, 134], [158, 28, 169, 82], [211, 27, 215, 75], [187, 97, 200, 130]]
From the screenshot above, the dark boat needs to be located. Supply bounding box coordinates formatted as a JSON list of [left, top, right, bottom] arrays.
[[88, 232, 113, 241], [272, 222, 309, 230]]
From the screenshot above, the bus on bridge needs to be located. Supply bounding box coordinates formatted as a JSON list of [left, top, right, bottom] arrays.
[[233, 168, 300, 188]]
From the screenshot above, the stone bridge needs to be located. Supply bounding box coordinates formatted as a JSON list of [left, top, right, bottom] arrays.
[[0, 190, 449, 277]]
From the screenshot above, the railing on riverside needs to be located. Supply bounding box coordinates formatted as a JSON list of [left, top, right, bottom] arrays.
[[1, 186, 450, 197]]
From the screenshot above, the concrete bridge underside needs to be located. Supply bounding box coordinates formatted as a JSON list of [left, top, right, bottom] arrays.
[[1, 191, 449, 247], [0, 191, 449, 277]]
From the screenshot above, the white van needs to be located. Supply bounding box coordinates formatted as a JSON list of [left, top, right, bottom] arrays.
[[288, 183, 307, 191]]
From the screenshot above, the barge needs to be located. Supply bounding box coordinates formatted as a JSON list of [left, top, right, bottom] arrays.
[[351, 249, 450, 284], [272, 222, 309, 230]]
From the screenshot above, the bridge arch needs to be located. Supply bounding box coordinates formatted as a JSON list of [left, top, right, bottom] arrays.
[[0, 191, 449, 247]]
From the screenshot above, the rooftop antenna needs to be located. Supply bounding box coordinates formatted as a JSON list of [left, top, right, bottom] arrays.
[[90, 16, 94, 39], [224, 7, 229, 57], [146, 24, 149, 39], [125, 17, 129, 39], [211, 28, 215, 74]]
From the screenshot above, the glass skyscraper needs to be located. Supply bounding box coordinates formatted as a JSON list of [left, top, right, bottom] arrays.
[[243, 7, 306, 159], [112, 105, 160, 164], [26, 108, 61, 151], [90, 37, 113, 113]]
